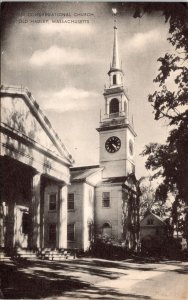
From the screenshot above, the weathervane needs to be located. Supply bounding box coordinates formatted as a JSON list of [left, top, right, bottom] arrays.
[[112, 8, 118, 28]]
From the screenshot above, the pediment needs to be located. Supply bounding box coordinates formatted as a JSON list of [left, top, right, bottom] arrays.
[[1, 86, 73, 165]]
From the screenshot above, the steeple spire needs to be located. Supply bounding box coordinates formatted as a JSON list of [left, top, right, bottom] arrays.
[[112, 20, 120, 70]]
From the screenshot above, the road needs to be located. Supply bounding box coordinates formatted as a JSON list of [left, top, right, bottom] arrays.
[[1, 257, 188, 299]]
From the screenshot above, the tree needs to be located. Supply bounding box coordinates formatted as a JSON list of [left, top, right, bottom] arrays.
[[122, 174, 141, 252], [139, 177, 171, 219], [114, 2, 187, 247], [135, 3, 188, 242], [139, 177, 155, 217]]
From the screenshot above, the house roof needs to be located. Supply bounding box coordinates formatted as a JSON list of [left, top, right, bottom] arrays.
[[140, 211, 166, 226], [151, 212, 164, 223], [70, 165, 102, 183]]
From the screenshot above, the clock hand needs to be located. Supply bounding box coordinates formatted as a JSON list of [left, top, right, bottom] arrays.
[[112, 143, 117, 150]]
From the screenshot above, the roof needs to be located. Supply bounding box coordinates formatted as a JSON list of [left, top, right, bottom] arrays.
[[70, 165, 102, 183], [1, 85, 74, 165], [97, 176, 127, 186], [151, 213, 164, 223], [140, 211, 166, 225]]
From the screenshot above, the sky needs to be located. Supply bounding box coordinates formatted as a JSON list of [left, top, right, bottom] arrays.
[[1, 2, 175, 178]]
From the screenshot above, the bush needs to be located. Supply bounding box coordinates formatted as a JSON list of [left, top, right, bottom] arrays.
[[91, 235, 131, 260]]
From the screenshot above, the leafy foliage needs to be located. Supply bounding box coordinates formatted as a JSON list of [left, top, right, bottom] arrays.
[[135, 4, 188, 240], [139, 177, 171, 219]]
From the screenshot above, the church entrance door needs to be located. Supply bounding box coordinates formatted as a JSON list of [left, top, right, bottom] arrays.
[[14, 206, 31, 248]]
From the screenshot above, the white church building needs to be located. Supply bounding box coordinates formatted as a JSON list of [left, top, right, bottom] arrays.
[[67, 23, 139, 252], [0, 23, 140, 257]]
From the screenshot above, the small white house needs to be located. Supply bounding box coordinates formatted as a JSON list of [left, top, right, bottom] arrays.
[[140, 211, 167, 252]]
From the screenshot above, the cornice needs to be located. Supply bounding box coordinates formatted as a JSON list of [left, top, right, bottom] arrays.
[[96, 123, 137, 137], [0, 123, 71, 167]]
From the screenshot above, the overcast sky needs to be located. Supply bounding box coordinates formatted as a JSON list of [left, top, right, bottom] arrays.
[[1, 2, 175, 178]]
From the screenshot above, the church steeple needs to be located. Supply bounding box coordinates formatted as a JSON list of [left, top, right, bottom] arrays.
[[111, 21, 120, 70], [108, 22, 123, 88], [97, 17, 136, 178]]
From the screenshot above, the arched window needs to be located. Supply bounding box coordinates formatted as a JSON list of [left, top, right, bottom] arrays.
[[102, 222, 112, 236], [113, 75, 117, 85], [110, 98, 119, 114]]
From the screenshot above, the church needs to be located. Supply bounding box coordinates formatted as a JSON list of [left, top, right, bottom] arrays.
[[0, 85, 74, 254], [0, 23, 140, 257], [67, 23, 139, 252]]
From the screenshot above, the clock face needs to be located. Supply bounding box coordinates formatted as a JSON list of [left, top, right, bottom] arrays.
[[105, 136, 121, 153], [129, 140, 134, 156]]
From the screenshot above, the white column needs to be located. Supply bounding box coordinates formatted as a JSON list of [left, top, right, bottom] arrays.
[[58, 185, 68, 249], [105, 98, 107, 115], [121, 96, 124, 112], [127, 100, 129, 117], [119, 99, 121, 113], [32, 173, 41, 249], [107, 99, 110, 115]]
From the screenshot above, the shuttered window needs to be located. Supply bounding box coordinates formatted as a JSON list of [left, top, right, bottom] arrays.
[[49, 193, 57, 211], [102, 192, 110, 207], [68, 193, 74, 210]]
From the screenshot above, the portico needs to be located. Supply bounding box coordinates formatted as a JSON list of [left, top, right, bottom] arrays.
[[0, 85, 73, 252]]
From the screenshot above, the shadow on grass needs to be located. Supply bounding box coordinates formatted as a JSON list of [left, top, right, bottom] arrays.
[[0, 261, 155, 300], [62, 285, 153, 299], [0, 257, 184, 299], [173, 265, 188, 274], [14, 258, 125, 278], [0, 262, 90, 299]]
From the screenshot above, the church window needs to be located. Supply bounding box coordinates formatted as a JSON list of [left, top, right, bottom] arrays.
[[67, 223, 75, 241], [49, 224, 56, 243], [110, 98, 119, 114], [102, 222, 112, 236], [49, 193, 57, 211], [68, 193, 74, 210], [102, 192, 110, 207], [147, 218, 154, 225], [113, 75, 117, 85]]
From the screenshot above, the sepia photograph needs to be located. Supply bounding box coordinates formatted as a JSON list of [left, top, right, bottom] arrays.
[[0, 2, 188, 299]]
